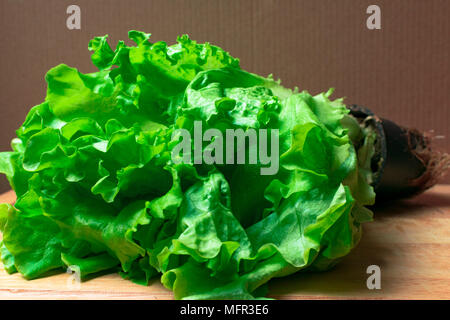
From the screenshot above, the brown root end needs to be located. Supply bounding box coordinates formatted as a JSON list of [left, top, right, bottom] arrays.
[[348, 104, 449, 201], [409, 129, 450, 193]]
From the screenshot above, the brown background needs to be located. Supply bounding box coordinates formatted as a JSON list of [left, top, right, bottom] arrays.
[[0, 0, 449, 192]]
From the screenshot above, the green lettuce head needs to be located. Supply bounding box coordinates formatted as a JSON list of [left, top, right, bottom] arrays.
[[0, 31, 374, 299]]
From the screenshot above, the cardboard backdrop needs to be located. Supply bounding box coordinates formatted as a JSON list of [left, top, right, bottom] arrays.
[[1, 0, 449, 192]]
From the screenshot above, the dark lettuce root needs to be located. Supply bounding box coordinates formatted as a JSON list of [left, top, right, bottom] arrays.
[[349, 105, 450, 202]]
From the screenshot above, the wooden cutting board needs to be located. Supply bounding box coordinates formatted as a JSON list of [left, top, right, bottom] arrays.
[[1, 185, 449, 300]]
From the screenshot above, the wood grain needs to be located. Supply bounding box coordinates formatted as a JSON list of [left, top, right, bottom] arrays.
[[1, 186, 449, 300]]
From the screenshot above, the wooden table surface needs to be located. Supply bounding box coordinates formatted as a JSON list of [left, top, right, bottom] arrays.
[[0, 185, 449, 300]]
